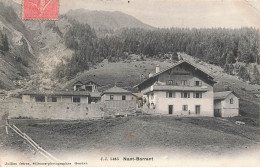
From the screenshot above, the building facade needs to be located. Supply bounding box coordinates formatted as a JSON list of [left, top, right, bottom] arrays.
[[73, 80, 99, 92], [214, 91, 239, 117], [72, 80, 101, 103], [135, 60, 216, 116], [101, 86, 137, 111], [101, 86, 136, 102], [22, 90, 89, 103]]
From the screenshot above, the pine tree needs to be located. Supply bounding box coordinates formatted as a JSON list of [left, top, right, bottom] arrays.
[[251, 65, 260, 84], [224, 63, 229, 73], [2, 33, 9, 51], [0, 31, 3, 51], [226, 52, 236, 64], [238, 65, 250, 81]]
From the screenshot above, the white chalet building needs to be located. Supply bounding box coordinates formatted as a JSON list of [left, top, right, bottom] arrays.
[[135, 60, 216, 116]]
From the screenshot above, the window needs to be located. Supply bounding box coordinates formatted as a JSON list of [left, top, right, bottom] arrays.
[[151, 93, 154, 99], [73, 97, 80, 103], [110, 95, 114, 100], [35, 96, 45, 102], [122, 95, 126, 100], [47, 97, 57, 102], [166, 91, 176, 98], [183, 105, 188, 111], [181, 92, 190, 98], [193, 92, 202, 98], [167, 80, 173, 85], [151, 103, 155, 109], [230, 98, 233, 104], [195, 81, 201, 86], [181, 80, 187, 86], [75, 85, 82, 91]]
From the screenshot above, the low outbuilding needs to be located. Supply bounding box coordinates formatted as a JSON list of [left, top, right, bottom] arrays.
[[21, 90, 90, 103], [214, 91, 239, 117]]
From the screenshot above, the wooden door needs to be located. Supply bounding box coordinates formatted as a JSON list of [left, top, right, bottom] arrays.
[[169, 105, 173, 115], [195, 105, 200, 115]]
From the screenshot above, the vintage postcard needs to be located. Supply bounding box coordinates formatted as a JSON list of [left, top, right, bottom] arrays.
[[0, 0, 260, 166]]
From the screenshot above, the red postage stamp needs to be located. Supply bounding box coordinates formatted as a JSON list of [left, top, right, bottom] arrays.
[[23, 0, 59, 20]]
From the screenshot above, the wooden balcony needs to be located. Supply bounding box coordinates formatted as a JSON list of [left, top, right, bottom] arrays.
[[153, 85, 208, 91], [142, 85, 208, 94]]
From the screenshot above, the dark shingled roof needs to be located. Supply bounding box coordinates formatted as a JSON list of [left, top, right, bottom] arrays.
[[214, 91, 239, 100], [72, 80, 100, 87], [134, 60, 216, 89], [102, 86, 132, 94], [74, 81, 84, 85], [85, 80, 100, 86], [21, 90, 90, 96], [89, 92, 101, 98]]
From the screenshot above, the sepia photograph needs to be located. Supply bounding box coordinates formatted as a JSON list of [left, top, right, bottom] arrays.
[[0, 0, 260, 166]]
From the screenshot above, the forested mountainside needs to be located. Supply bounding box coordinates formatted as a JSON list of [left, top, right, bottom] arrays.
[[0, 0, 259, 91], [54, 20, 260, 84]]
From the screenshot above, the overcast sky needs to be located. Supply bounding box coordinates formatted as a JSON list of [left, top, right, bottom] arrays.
[[15, 0, 260, 28]]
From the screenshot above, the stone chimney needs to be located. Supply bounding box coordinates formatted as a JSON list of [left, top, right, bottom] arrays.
[[156, 65, 160, 73]]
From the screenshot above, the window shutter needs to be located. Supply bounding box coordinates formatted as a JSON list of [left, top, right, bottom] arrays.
[[173, 92, 176, 98], [181, 92, 183, 98], [194, 81, 196, 86], [166, 92, 168, 98], [200, 93, 202, 98], [200, 81, 202, 86], [188, 92, 190, 98], [193, 92, 195, 98]]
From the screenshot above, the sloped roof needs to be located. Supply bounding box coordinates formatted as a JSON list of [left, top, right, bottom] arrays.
[[214, 91, 239, 100], [132, 93, 142, 97], [134, 60, 216, 89], [89, 92, 101, 98], [74, 81, 84, 85], [85, 80, 100, 86], [152, 60, 214, 79], [102, 86, 132, 94], [21, 90, 90, 96], [73, 80, 100, 86]]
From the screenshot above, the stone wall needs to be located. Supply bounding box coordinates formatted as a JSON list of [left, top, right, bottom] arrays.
[[104, 100, 137, 115], [1, 100, 138, 119], [7, 102, 105, 120]]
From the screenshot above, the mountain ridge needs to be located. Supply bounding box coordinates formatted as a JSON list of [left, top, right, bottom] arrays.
[[65, 8, 154, 36]]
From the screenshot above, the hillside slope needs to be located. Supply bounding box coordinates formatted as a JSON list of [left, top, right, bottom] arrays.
[[66, 53, 259, 119], [0, 2, 39, 90]]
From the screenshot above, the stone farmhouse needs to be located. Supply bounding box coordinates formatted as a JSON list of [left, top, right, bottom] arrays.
[[135, 60, 217, 116]]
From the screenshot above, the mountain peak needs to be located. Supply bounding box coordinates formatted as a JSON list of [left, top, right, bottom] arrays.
[[65, 9, 154, 31]]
